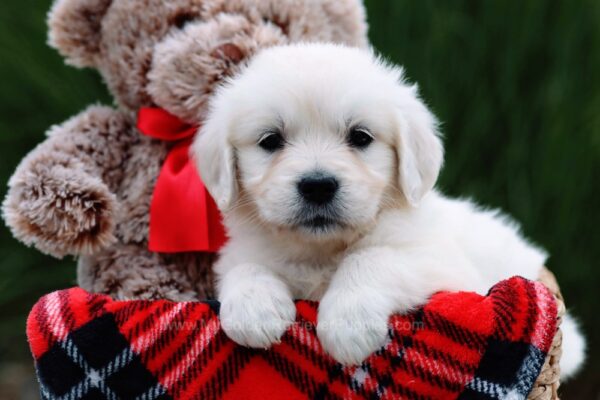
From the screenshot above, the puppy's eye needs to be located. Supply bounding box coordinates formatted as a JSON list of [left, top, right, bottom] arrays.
[[258, 131, 285, 152], [347, 127, 374, 149]]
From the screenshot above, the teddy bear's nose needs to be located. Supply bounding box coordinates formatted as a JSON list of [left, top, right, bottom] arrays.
[[297, 172, 339, 205]]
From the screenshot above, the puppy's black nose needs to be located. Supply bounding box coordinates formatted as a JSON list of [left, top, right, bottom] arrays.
[[297, 173, 339, 205]]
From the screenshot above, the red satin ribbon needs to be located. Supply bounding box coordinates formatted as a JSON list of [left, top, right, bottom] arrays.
[[137, 107, 227, 253]]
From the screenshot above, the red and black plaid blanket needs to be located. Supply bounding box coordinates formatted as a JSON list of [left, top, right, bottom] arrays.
[[27, 276, 557, 400]]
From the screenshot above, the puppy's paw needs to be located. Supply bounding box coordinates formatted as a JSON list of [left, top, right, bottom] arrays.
[[219, 282, 296, 349], [317, 292, 390, 366]]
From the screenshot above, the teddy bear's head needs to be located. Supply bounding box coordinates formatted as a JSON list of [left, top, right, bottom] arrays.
[[48, 0, 368, 123]]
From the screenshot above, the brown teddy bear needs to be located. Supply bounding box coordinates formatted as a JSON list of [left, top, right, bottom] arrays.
[[2, 0, 368, 300]]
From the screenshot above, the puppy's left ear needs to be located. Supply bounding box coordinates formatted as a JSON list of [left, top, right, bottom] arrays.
[[191, 114, 237, 211], [394, 85, 444, 206]]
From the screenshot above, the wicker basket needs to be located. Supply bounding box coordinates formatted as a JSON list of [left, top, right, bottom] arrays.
[[528, 268, 565, 399]]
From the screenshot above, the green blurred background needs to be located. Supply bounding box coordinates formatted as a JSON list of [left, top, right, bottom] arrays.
[[0, 0, 598, 398]]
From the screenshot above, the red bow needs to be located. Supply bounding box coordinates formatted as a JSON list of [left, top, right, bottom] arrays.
[[137, 107, 227, 253]]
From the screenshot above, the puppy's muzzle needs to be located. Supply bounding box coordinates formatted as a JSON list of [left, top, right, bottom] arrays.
[[297, 172, 339, 205]]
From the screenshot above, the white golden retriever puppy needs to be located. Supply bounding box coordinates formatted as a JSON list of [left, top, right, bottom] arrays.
[[192, 43, 584, 376]]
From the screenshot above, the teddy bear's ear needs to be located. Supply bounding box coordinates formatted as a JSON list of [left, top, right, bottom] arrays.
[[321, 0, 369, 48], [48, 0, 113, 68]]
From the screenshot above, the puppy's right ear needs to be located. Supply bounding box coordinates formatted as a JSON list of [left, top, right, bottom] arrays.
[[48, 0, 113, 67], [192, 113, 238, 211]]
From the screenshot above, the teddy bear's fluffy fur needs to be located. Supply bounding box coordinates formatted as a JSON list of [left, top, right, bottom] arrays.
[[2, 0, 368, 300]]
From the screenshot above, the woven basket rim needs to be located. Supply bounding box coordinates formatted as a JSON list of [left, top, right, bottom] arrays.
[[528, 268, 564, 400]]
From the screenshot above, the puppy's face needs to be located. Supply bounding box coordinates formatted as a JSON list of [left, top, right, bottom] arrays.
[[194, 44, 444, 241], [234, 107, 393, 238]]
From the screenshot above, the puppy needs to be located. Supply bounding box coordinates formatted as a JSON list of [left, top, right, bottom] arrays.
[[192, 43, 584, 376]]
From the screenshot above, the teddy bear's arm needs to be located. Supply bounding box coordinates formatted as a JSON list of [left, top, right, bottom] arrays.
[[2, 105, 135, 258]]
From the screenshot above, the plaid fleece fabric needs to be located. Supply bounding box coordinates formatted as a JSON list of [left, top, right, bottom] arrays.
[[27, 276, 557, 400]]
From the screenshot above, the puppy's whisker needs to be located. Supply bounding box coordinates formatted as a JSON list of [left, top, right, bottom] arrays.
[[233, 209, 269, 229], [227, 199, 256, 213]]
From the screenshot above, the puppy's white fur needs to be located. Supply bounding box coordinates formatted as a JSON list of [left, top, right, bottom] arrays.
[[193, 43, 585, 377]]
